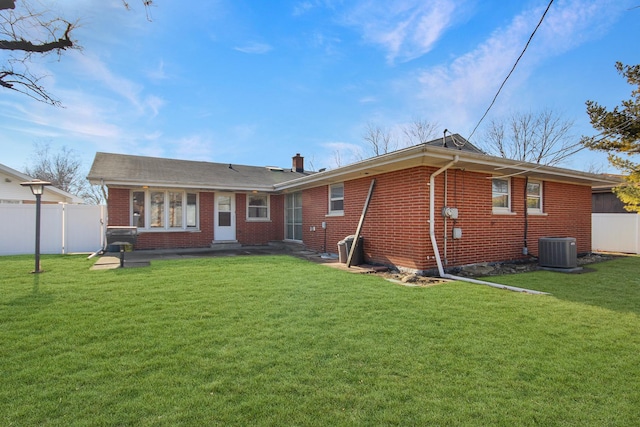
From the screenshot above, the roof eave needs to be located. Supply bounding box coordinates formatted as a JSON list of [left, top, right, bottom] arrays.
[[93, 178, 278, 193], [274, 144, 621, 190]]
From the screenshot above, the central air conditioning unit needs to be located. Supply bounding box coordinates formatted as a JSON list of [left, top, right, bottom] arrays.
[[538, 237, 577, 269]]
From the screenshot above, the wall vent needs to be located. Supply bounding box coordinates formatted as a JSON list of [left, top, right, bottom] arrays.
[[538, 237, 577, 269]]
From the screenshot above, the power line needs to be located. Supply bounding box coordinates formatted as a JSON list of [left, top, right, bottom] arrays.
[[548, 116, 640, 164], [468, 0, 555, 141]]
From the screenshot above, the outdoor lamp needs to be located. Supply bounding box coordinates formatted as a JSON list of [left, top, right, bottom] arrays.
[[20, 179, 52, 273]]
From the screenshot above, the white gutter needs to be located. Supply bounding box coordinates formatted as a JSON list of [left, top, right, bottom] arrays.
[[428, 154, 548, 295]]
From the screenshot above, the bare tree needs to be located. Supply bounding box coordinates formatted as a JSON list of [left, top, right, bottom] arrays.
[[482, 109, 575, 165], [78, 183, 107, 205], [402, 118, 439, 145], [24, 142, 105, 204], [1, 0, 153, 105], [362, 122, 396, 157], [333, 149, 343, 168], [355, 118, 440, 163], [25, 143, 83, 193]]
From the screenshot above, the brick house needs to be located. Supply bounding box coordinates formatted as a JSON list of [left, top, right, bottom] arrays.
[[88, 135, 618, 273]]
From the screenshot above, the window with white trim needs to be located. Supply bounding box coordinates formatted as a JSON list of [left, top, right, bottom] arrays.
[[247, 194, 270, 220], [132, 191, 145, 228], [527, 181, 543, 214], [329, 183, 344, 215], [492, 178, 511, 213], [132, 190, 199, 230]]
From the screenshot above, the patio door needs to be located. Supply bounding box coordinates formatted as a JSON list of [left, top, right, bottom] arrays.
[[214, 193, 236, 241], [285, 192, 302, 241]]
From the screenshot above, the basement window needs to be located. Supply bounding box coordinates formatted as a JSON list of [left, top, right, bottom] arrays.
[[492, 178, 511, 214]]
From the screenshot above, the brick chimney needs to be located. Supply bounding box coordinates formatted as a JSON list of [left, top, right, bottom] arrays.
[[292, 153, 304, 173]]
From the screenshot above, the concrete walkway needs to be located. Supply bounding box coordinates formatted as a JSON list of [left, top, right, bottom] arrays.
[[90, 245, 381, 273]]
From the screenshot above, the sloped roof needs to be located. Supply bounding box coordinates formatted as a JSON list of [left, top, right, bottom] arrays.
[[0, 163, 84, 203], [88, 134, 619, 194], [87, 152, 311, 191], [424, 133, 484, 153]]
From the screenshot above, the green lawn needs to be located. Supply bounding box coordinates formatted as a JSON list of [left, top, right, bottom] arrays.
[[1, 254, 639, 426]]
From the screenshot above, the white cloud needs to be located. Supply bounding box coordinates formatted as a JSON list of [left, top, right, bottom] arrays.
[[310, 31, 342, 56], [144, 131, 163, 141], [172, 134, 217, 161], [293, 1, 315, 16], [342, 0, 458, 64], [0, 94, 121, 140], [70, 51, 164, 117], [359, 96, 377, 104], [233, 42, 273, 54], [145, 95, 166, 118], [408, 0, 623, 137]]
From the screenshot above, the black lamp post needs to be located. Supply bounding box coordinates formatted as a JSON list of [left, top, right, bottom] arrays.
[[20, 179, 52, 273]]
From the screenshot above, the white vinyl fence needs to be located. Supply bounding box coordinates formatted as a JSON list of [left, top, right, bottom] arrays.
[[0, 204, 106, 256], [592, 213, 640, 254]]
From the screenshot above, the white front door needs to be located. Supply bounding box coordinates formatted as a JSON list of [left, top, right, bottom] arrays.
[[214, 193, 236, 241]]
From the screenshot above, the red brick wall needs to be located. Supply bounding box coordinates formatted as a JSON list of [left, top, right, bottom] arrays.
[[107, 188, 214, 250], [300, 167, 593, 272], [107, 188, 286, 249], [301, 167, 435, 270], [440, 173, 592, 268], [108, 169, 592, 270], [107, 188, 130, 226], [236, 194, 285, 245], [303, 186, 348, 253]]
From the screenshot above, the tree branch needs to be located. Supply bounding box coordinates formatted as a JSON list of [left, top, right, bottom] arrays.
[[0, 22, 73, 52], [0, 69, 61, 105], [0, 0, 16, 11]]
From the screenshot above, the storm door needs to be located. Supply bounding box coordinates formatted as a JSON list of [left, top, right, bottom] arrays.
[[214, 193, 236, 241]]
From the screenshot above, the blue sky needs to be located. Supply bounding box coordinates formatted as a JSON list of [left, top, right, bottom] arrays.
[[1, 0, 639, 176]]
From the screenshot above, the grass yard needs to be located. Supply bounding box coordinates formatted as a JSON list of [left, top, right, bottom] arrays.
[[1, 254, 639, 426]]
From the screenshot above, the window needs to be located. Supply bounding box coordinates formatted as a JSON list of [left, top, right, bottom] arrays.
[[329, 183, 344, 215], [527, 181, 543, 214], [186, 193, 198, 227], [132, 190, 199, 230], [150, 191, 165, 227], [169, 191, 183, 228], [492, 178, 511, 213], [285, 192, 303, 241], [218, 196, 232, 226], [247, 194, 269, 220], [132, 191, 145, 228]]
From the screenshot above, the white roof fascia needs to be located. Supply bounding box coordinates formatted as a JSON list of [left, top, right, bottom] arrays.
[[275, 144, 620, 190], [275, 144, 451, 190], [103, 179, 278, 193]]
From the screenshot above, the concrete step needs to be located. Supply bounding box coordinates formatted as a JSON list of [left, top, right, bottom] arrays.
[[210, 241, 242, 251]]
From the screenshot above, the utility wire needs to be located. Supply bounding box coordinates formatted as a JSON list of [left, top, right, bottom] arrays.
[[468, 0, 555, 141], [548, 116, 639, 164]]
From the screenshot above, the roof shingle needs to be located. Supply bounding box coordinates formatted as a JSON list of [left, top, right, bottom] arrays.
[[87, 152, 311, 191]]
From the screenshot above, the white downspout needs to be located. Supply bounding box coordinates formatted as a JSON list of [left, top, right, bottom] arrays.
[[429, 156, 458, 277], [428, 155, 547, 295]]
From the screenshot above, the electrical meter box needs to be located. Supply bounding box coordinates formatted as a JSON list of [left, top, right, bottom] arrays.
[[442, 207, 459, 219]]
